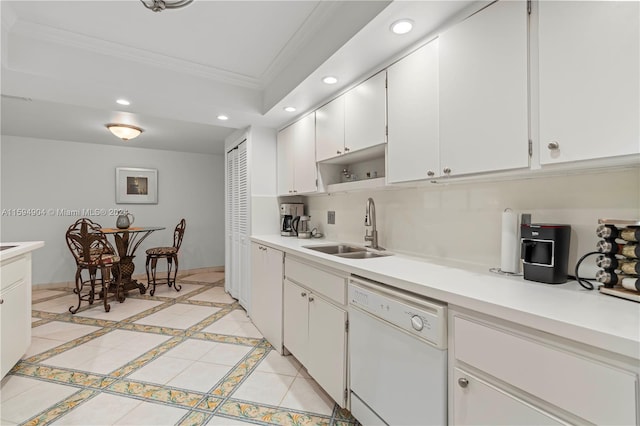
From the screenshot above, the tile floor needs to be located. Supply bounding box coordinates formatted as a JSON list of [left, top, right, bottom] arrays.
[[1, 272, 357, 426]]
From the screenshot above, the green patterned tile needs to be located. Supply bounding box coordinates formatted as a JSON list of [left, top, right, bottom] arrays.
[[109, 336, 184, 377], [11, 363, 116, 388], [22, 389, 97, 426], [218, 401, 331, 426], [108, 380, 204, 407], [197, 395, 223, 411], [211, 347, 269, 397], [23, 328, 112, 363]]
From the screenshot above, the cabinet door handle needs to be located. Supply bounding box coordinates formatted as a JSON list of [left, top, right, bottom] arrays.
[[0, 298, 3, 304], [548, 141, 560, 150], [443, 167, 452, 175], [336, 150, 342, 155], [427, 170, 435, 177], [458, 378, 469, 388], [308, 296, 314, 302], [344, 147, 350, 152], [301, 292, 307, 297]]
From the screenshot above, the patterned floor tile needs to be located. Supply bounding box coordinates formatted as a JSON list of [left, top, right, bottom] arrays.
[[1, 275, 350, 426]]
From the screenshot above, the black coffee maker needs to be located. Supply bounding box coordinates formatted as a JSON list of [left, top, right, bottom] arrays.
[[521, 224, 571, 284]]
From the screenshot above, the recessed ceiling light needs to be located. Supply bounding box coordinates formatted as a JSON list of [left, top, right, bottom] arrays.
[[390, 19, 414, 35], [284, 106, 296, 112], [322, 76, 338, 85], [116, 99, 130, 106], [217, 115, 229, 121]]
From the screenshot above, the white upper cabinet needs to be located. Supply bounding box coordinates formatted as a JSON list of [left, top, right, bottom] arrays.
[[439, 0, 529, 177], [344, 71, 387, 154], [387, 39, 439, 183], [538, 1, 640, 165], [316, 96, 345, 162], [277, 113, 317, 196]]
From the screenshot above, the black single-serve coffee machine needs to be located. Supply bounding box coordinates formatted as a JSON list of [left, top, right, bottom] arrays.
[[521, 224, 571, 284]]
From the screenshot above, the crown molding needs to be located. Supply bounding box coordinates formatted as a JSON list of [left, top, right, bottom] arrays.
[[260, 1, 343, 86], [9, 19, 263, 90]]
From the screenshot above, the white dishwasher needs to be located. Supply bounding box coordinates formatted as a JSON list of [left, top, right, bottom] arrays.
[[348, 276, 447, 426]]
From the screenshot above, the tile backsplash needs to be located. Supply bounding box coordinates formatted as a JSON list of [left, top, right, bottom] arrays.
[[304, 168, 640, 275]]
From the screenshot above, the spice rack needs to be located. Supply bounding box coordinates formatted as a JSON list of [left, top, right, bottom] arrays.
[[596, 219, 640, 302]]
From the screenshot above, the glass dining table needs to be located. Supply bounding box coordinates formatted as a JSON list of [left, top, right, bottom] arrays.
[[100, 226, 165, 295]]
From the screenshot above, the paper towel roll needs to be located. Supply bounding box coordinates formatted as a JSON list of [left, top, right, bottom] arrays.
[[501, 208, 519, 273]]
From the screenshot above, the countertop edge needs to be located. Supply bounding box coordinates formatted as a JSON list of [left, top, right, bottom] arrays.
[[0, 241, 45, 262], [251, 235, 640, 361]]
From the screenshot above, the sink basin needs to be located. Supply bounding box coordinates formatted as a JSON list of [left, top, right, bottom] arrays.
[[304, 244, 367, 255], [335, 251, 391, 259], [304, 244, 391, 259]]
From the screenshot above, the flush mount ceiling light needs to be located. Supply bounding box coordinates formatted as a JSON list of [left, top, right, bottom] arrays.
[[390, 19, 414, 35], [284, 106, 296, 112], [106, 124, 144, 141], [140, 0, 193, 12], [217, 115, 229, 121], [322, 76, 338, 85], [116, 99, 130, 106]]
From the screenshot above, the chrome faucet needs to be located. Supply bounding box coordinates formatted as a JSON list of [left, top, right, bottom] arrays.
[[364, 197, 383, 250]]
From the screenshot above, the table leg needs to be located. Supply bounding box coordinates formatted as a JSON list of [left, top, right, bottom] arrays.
[[115, 255, 146, 295]]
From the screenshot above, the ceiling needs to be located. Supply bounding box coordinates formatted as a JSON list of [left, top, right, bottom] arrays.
[[0, 0, 477, 155]]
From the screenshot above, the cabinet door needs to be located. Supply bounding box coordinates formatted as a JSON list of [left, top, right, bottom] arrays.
[[292, 113, 317, 194], [345, 71, 387, 153], [453, 369, 566, 425], [1, 281, 30, 378], [316, 96, 345, 162], [251, 244, 284, 353], [387, 39, 439, 183], [277, 124, 295, 196], [283, 279, 309, 366], [308, 295, 347, 407], [439, 1, 528, 176], [538, 1, 639, 164]]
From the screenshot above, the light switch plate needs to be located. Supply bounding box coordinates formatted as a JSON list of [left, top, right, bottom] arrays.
[[327, 211, 335, 225]]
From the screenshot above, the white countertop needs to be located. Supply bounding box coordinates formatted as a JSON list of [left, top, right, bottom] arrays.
[[0, 241, 45, 262], [252, 235, 640, 360]]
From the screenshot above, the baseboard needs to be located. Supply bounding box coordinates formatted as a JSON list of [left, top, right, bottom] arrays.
[[33, 266, 225, 290]]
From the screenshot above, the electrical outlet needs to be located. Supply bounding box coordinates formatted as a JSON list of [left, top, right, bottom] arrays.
[[327, 211, 335, 225]]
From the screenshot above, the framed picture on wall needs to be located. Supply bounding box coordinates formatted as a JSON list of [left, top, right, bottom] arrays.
[[116, 167, 158, 204]]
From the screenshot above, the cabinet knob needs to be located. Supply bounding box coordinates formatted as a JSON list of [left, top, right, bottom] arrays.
[[443, 167, 452, 175], [427, 170, 435, 177], [293, 189, 298, 193], [548, 141, 560, 150], [0, 298, 3, 304], [458, 378, 469, 388], [336, 150, 342, 155], [344, 147, 350, 152], [301, 292, 307, 297], [308, 296, 314, 302]]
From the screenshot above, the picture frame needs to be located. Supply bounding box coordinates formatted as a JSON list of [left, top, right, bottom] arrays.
[[115, 167, 158, 204]]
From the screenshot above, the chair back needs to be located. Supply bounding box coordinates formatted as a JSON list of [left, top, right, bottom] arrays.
[[66, 218, 114, 265], [173, 219, 186, 251]]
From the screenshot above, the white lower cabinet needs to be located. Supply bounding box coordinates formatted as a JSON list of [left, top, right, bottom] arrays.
[[449, 308, 639, 425], [250, 243, 284, 353], [1, 254, 32, 378], [283, 257, 348, 407]]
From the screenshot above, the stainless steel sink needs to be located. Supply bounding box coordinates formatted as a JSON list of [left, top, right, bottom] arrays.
[[304, 244, 391, 259], [335, 251, 391, 259], [304, 244, 367, 255]]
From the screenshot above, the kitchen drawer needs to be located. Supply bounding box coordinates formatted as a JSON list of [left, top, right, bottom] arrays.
[[0, 256, 26, 291], [285, 257, 346, 305], [453, 316, 638, 425]]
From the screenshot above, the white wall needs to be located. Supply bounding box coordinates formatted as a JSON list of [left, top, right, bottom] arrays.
[[0, 136, 225, 285], [304, 168, 640, 276]]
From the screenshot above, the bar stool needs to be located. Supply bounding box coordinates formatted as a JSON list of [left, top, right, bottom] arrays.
[[66, 218, 123, 313], [145, 219, 186, 296]]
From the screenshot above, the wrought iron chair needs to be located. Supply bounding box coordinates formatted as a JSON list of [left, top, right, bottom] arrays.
[[145, 218, 186, 296], [66, 218, 123, 313]]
